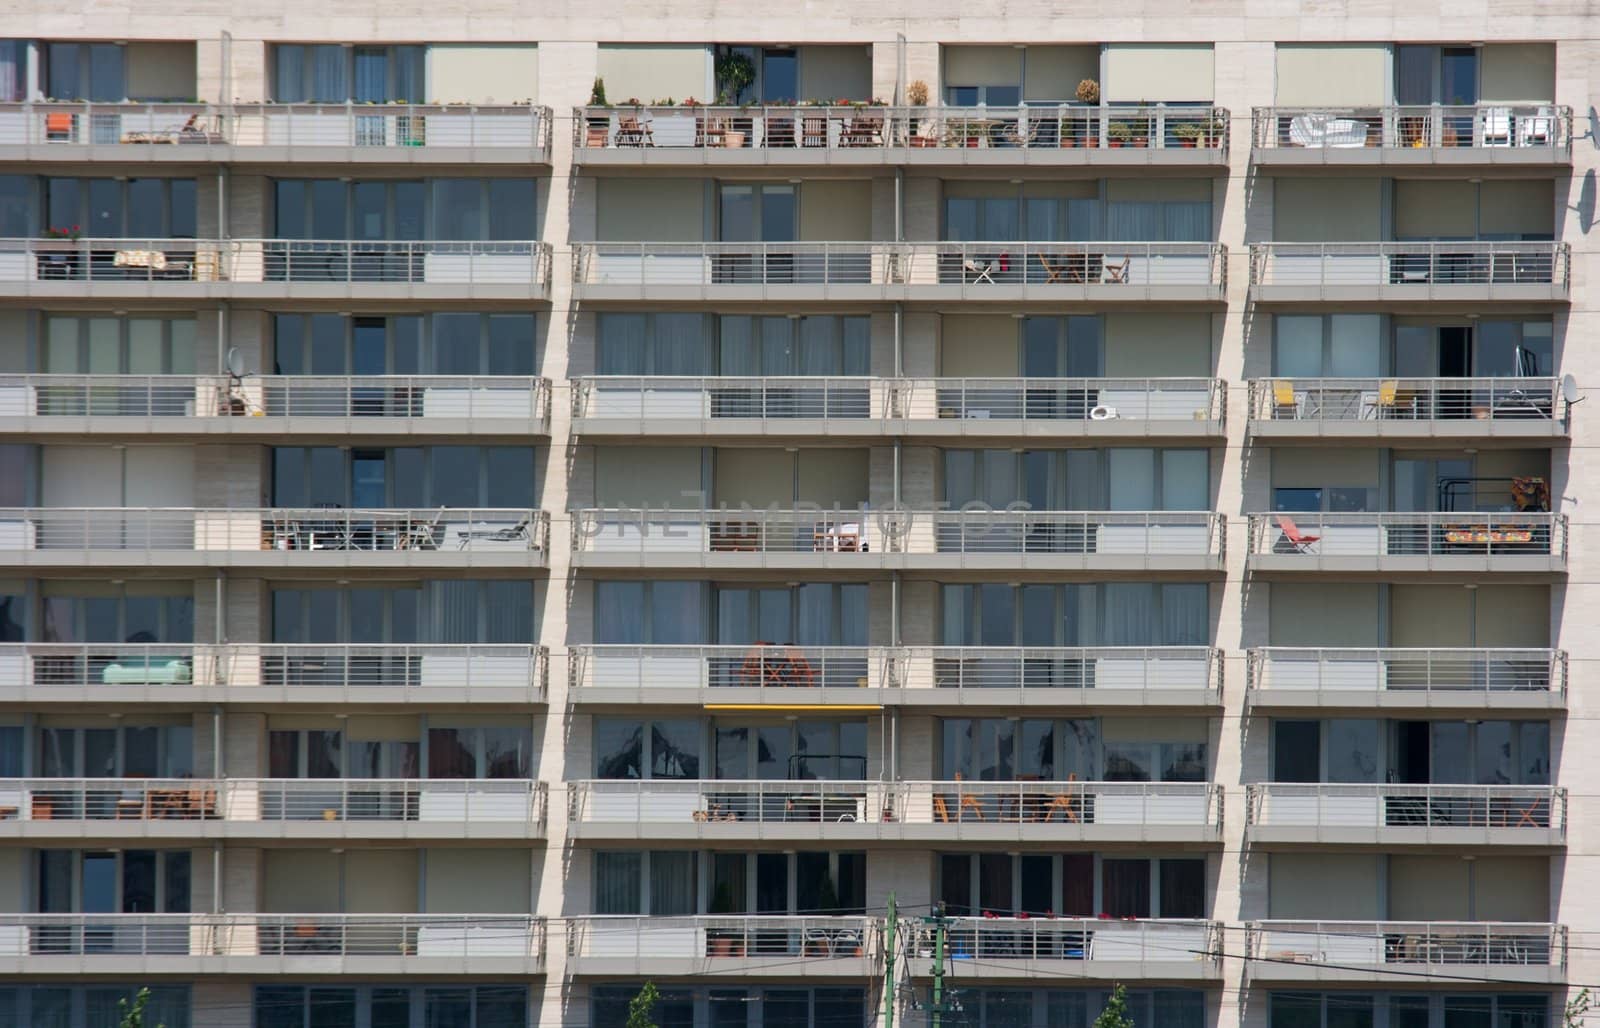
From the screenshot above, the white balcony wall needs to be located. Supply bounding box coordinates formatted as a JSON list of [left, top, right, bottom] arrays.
[[798, 46, 872, 102], [1395, 181, 1478, 239], [1269, 854, 1382, 918], [801, 180, 872, 241], [1104, 313, 1213, 377], [595, 447, 704, 507], [596, 44, 709, 105], [127, 42, 197, 102], [1267, 583, 1382, 646], [596, 179, 705, 241], [1103, 44, 1215, 102], [939, 314, 1013, 377], [1481, 181, 1556, 236], [424, 849, 531, 913], [347, 851, 419, 913], [1022, 45, 1097, 102], [264, 850, 340, 912], [1274, 179, 1382, 241], [1481, 43, 1556, 103], [429, 45, 538, 104]]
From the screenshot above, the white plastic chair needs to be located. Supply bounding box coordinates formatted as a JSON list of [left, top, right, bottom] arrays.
[[1481, 107, 1513, 147], [1519, 107, 1554, 147]]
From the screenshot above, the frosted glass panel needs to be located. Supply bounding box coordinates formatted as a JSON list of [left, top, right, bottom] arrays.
[[1161, 451, 1208, 510], [1329, 315, 1382, 377], [1275, 316, 1323, 377], [1108, 450, 1156, 510]]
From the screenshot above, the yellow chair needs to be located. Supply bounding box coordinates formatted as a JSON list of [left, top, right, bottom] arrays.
[[1272, 380, 1300, 419], [1375, 380, 1412, 419]]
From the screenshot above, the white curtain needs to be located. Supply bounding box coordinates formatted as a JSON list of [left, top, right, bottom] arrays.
[[0, 41, 24, 102], [594, 852, 642, 914], [648, 851, 698, 915], [1160, 584, 1208, 645], [596, 313, 646, 375]]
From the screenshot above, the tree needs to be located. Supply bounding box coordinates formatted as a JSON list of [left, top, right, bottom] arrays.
[[1565, 988, 1591, 1028], [119, 988, 166, 1028], [626, 981, 660, 1028], [1093, 985, 1136, 1028]]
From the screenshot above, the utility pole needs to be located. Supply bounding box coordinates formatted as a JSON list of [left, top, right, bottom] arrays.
[[883, 892, 896, 1028], [930, 903, 947, 1028]]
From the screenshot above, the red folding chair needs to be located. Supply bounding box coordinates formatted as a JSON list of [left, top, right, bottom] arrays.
[[1276, 514, 1321, 553]]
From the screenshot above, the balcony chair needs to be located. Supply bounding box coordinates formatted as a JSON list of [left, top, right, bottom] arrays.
[[44, 112, 75, 142], [615, 113, 653, 147], [765, 116, 797, 148], [1374, 379, 1415, 419], [1519, 107, 1555, 147], [1035, 773, 1084, 823], [455, 515, 532, 550], [842, 116, 883, 147], [1481, 107, 1513, 147], [800, 114, 827, 148], [1286, 113, 1328, 148], [1271, 380, 1303, 420], [1274, 514, 1321, 553], [398, 508, 445, 550], [1102, 256, 1131, 283]]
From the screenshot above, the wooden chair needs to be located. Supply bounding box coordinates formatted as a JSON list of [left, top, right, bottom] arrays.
[[1102, 256, 1131, 283], [1038, 773, 1083, 823], [765, 116, 797, 148], [801, 115, 827, 148], [616, 114, 652, 147], [953, 773, 985, 821]]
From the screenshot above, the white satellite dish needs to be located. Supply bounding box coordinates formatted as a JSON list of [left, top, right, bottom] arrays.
[[225, 347, 248, 378], [1561, 374, 1580, 405]]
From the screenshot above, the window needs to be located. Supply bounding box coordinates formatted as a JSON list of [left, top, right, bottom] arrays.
[[274, 313, 535, 376], [43, 315, 196, 374], [270, 582, 532, 644], [42, 177, 195, 238], [1273, 486, 1374, 514], [1274, 314, 1383, 378], [598, 986, 864, 1028], [427, 725, 532, 778], [710, 719, 868, 780], [593, 718, 700, 779], [945, 84, 1021, 106], [1271, 994, 1549, 1028], [255, 986, 527, 1028], [270, 446, 536, 508], [271, 44, 426, 104], [945, 188, 1212, 243], [940, 717, 1205, 783], [943, 448, 1207, 510], [0, 174, 30, 236], [274, 178, 535, 241], [939, 854, 1206, 919], [0, 986, 191, 1028], [45, 43, 124, 101], [36, 849, 189, 915], [593, 850, 696, 915], [0, 40, 25, 102], [41, 587, 193, 644], [941, 583, 1209, 647], [37, 724, 192, 778]]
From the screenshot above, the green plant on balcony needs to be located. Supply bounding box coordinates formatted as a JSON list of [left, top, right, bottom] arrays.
[[715, 51, 756, 104], [1107, 121, 1133, 147], [907, 79, 929, 106], [589, 77, 608, 106], [1075, 78, 1101, 104], [1173, 121, 1203, 147]]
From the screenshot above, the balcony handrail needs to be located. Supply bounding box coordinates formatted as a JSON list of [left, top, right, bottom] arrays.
[[567, 643, 889, 692], [570, 374, 885, 421], [0, 641, 547, 696], [928, 509, 1224, 557], [0, 101, 555, 150], [572, 240, 1227, 291], [573, 103, 1228, 153], [1246, 646, 1567, 698], [0, 506, 549, 555], [0, 912, 547, 962], [1247, 376, 1563, 424], [911, 645, 1223, 696], [901, 376, 1227, 423], [564, 914, 881, 961], [936, 915, 1222, 966], [0, 101, 226, 148], [1245, 782, 1565, 828], [0, 237, 554, 287], [0, 372, 552, 426], [1247, 919, 1567, 968], [1248, 240, 1569, 289], [1246, 511, 1567, 560], [1251, 104, 1573, 151]]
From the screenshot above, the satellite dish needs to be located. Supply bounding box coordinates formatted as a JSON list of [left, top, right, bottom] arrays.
[[225, 347, 247, 378], [1561, 374, 1580, 405]]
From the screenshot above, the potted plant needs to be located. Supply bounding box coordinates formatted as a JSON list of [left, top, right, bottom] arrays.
[[1173, 121, 1202, 148], [585, 78, 611, 146], [715, 51, 756, 104], [37, 224, 84, 279], [1107, 121, 1131, 148], [707, 881, 745, 956], [1075, 79, 1100, 104]]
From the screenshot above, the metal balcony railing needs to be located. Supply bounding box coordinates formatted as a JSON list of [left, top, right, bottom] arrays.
[[568, 779, 881, 824], [1251, 105, 1572, 152], [0, 778, 220, 822], [1248, 242, 1569, 290], [250, 778, 546, 824], [1246, 647, 1566, 700], [906, 377, 1226, 423], [568, 644, 888, 692], [0, 914, 547, 962], [909, 646, 1222, 695], [1244, 783, 1566, 833], [565, 915, 879, 962], [0, 102, 555, 151], [572, 241, 1226, 291], [0, 507, 547, 556], [572, 508, 1224, 559], [1247, 921, 1566, 970], [1247, 512, 1567, 561], [573, 103, 1228, 153], [1248, 377, 1563, 424], [570, 376, 884, 421], [935, 917, 1221, 968], [0, 642, 548, 697], [899, 780, 1221, 828], [0, 238, 553, 287], [230, 102, 551, 149], [0, 102, 226, 148], [0, 373, 551, 426], [925, 510, 1224, 557]]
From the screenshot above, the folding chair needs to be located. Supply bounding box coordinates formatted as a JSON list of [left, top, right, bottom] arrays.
[[455, 516, 532, 550], [1102, 256, 1131, 283], [1275, 514, 1321, 553], [962, 258, 996, 284], [1480, 107, 1513, 147], [1272, 379, 1303, 420]]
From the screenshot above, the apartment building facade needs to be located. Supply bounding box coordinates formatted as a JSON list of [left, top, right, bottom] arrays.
[[0, 4, 1589, 1027]]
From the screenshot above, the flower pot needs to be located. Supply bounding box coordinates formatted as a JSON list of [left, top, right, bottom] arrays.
[[724, 131, 746, 148], [710, 935, 734, 957]]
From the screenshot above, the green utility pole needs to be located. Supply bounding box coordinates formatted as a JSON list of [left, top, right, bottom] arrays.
[[930, 904, 947, 1028], [883, 892, 896, 1028]]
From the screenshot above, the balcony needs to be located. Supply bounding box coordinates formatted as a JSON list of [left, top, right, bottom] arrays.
[[572, 104, 1228, 168], [0, 374, 551, 436], [0, 102, 554, 163], [0, 239, 553, 301], [1248, 242, 1570, 304], [0, 642, 549, 705], [911, 917, 1221, 981], [0, 778, 547, 840], [899, 378, 1227, 440], [565, 915, 879, 978], [1248, 378, 1568, 442], [0, 507, 549, 569], [0, 913, 547, 975], [1245, 648, 1566, 713], [567, 644, 894, 706], [570, 376, 895, 439], [1246, 921, 1565, 984], [566, 779, 1224, 844], [229, 103, 552, 162], [570, 509, 1225, 572], [901, 646, 1223, 709], [1245, 783, 1565, 847], [1251, 105, 1572, 169], [1245, 512, 1567, 575], [570, 241, 1227, 304]]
